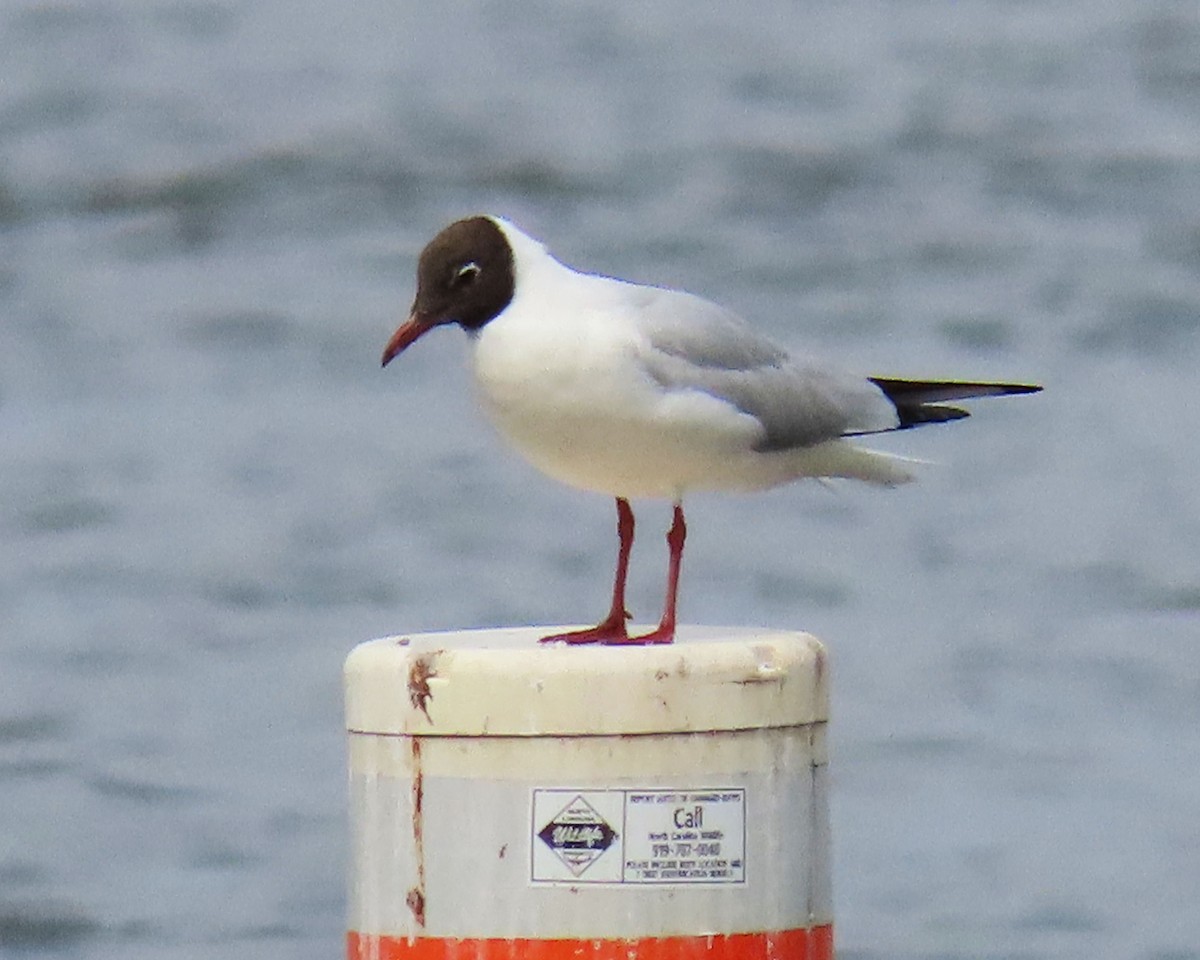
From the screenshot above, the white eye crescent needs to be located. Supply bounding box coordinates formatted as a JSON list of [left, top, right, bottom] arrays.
[[453, 262, 481, 286]]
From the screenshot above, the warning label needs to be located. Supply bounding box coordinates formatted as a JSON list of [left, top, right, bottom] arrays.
[[622, 789, 746, 884], [530, 788, 745, 885]]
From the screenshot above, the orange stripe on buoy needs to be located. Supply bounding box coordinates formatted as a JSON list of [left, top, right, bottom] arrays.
[[348, 926, 833, 960]]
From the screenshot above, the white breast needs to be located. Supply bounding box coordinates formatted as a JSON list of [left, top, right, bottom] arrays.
[[468, 267, 766, 499]]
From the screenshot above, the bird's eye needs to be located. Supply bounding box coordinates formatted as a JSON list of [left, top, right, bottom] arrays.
[[451, 262, 481, 288]]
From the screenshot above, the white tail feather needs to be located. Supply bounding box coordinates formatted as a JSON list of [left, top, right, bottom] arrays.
[[789, 440, 921, 487]]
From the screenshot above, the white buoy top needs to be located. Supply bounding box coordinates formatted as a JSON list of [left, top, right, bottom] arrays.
[[344, 625, 828, 737]]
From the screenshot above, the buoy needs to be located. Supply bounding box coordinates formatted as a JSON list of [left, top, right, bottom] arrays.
[[345, 626, 833, 959]]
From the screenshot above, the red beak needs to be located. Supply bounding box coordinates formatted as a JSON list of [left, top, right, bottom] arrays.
[[381, 314, 434, 367]]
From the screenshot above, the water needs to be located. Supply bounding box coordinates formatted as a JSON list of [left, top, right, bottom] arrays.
[[2, 0, 1198, 957]]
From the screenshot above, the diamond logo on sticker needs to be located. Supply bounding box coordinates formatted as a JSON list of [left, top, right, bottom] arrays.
[[536, 794, 618, 876]]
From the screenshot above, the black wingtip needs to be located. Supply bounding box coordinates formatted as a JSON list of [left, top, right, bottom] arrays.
[[852, 377, 1041, 436], [998, 382, 1043, 395], [869, 377, 1043, 403], [896, 404, 971, 429]]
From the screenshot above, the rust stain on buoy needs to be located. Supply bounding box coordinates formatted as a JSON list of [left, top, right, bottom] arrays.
[[409, 736, 426, 927], [405, 886, 425, 927], [408, 652, 438, 721]]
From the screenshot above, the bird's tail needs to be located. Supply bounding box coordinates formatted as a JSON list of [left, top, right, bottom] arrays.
[[797, 441, 921, 487]]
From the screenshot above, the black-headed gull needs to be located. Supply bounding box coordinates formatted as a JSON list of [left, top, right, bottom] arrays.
[[382, 216, 1040, 646]]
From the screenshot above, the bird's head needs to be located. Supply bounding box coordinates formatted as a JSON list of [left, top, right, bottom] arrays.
[[381, 216, 515, 367]]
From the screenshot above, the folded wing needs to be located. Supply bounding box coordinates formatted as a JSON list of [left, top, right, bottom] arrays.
[[633, 287, 899, 449], [631, 284, 1042, 449]]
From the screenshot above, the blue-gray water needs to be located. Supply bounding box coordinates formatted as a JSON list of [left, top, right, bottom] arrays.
[[2, 1, 1198, 958]]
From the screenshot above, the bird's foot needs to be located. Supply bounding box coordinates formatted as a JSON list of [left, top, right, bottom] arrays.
[[600, 623, 675, 646], [539, 611, 630, 645]]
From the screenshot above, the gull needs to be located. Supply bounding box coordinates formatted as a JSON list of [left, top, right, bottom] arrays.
[[381, 216, 1040, 645]]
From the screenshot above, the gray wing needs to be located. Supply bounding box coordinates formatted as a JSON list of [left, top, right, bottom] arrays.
[[629, 286, 898, 450]]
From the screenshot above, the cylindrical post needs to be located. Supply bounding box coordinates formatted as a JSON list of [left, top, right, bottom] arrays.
[[345, 626, 832, 959]]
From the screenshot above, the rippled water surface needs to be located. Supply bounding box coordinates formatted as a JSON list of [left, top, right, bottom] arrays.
[[2, 1, 1199, 958]]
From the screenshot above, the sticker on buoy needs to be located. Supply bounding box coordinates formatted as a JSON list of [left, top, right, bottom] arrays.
[[531, 788, 746, 884], [534, 793, 620, 877]]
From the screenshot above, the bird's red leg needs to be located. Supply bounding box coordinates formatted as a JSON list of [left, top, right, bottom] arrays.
[[540, 498, 634, 644], [605, 502, 685, 646]]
